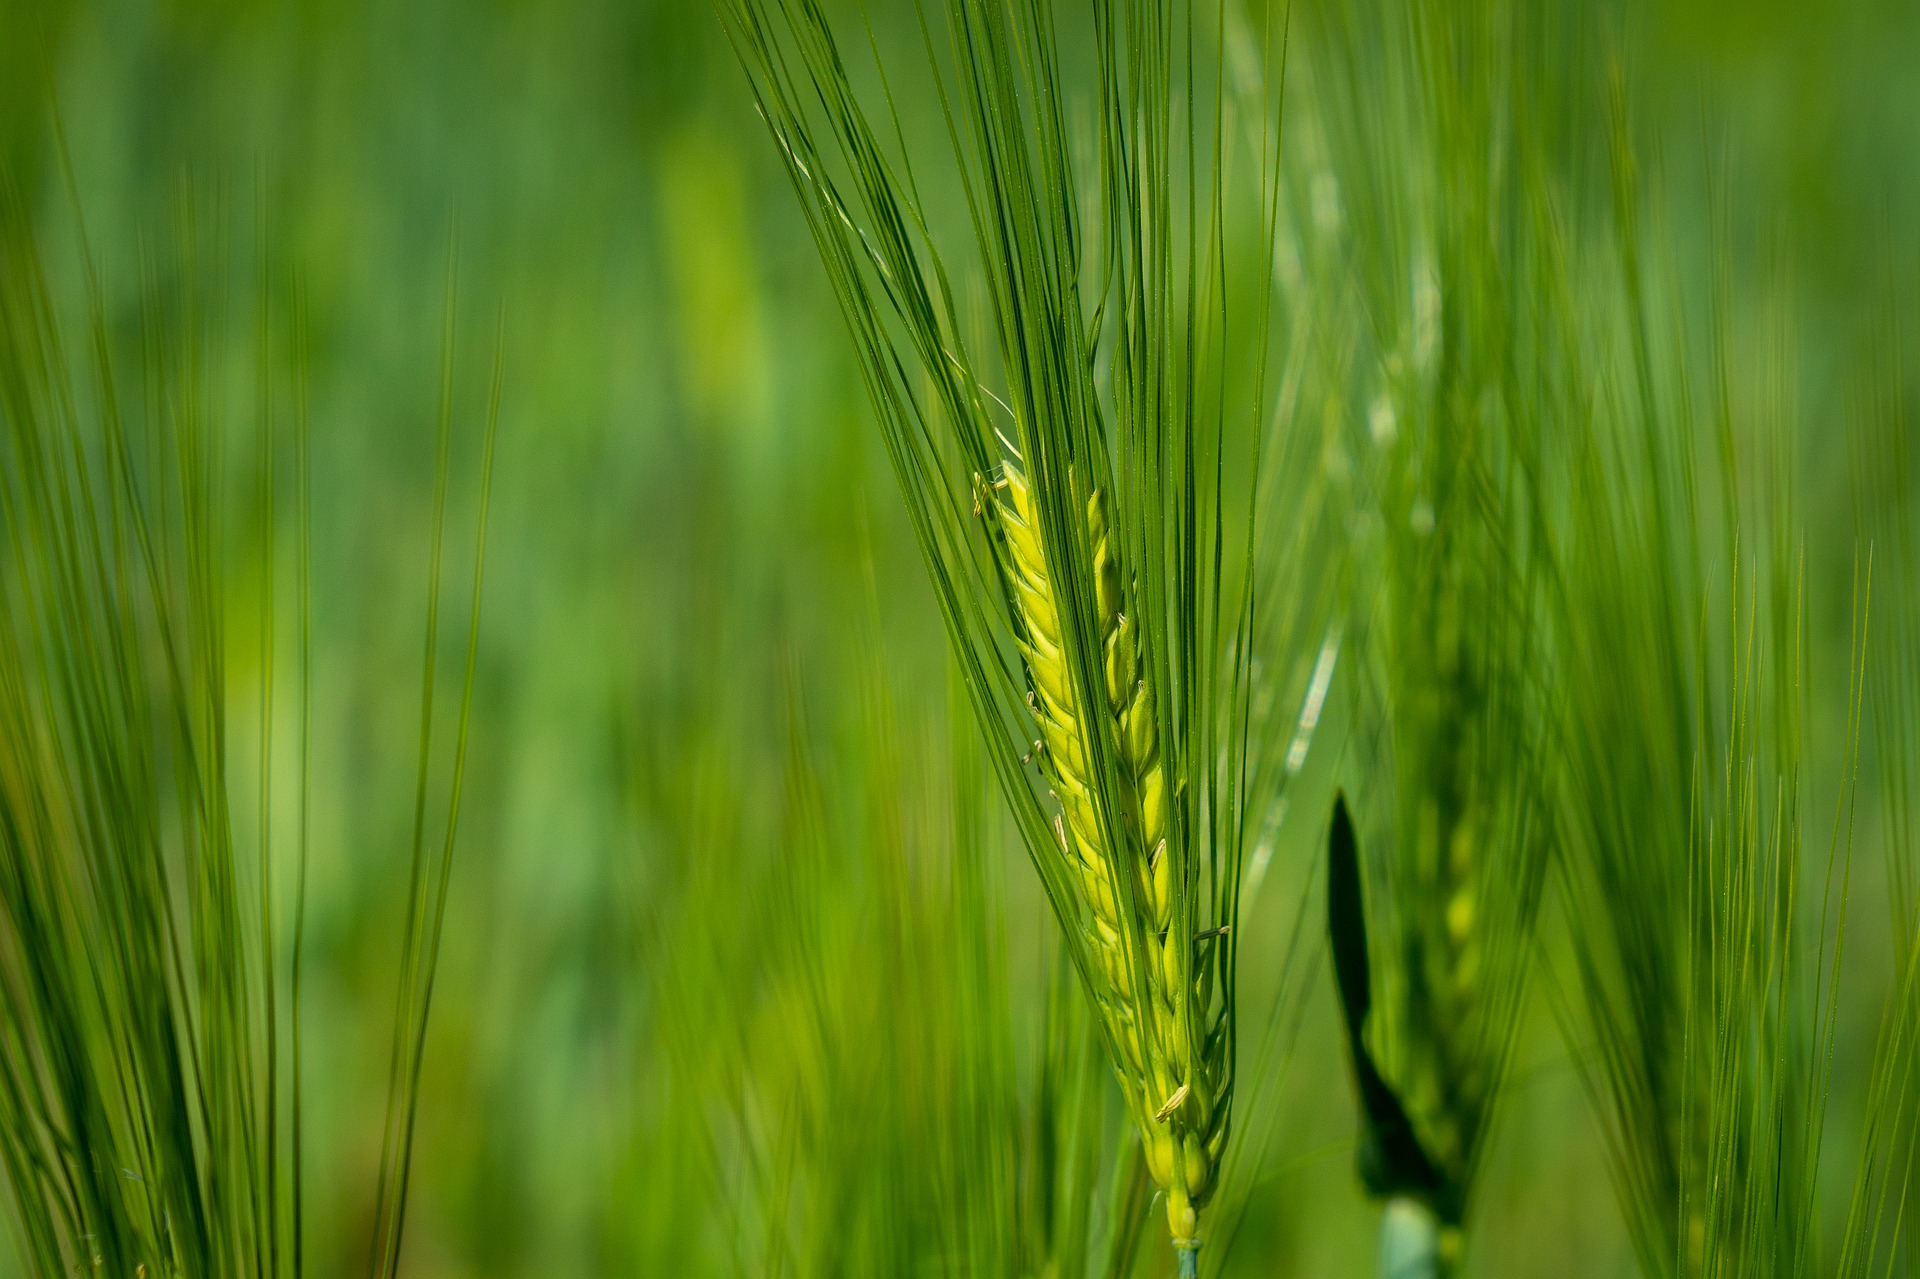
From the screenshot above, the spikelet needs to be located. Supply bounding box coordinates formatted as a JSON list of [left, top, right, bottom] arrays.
[[993, 460, 1225, 1250]]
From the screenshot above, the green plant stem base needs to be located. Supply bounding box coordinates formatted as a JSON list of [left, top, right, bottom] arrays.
[[1177, 1244, 1200, 1278], [1379, 1197, 1442, 1279]]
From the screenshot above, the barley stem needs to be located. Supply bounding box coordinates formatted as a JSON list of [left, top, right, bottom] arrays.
[[1377, 1197, 1452, 1279]]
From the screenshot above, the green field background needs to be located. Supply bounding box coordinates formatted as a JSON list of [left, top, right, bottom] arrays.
[[3, 0, 1918, 1275]]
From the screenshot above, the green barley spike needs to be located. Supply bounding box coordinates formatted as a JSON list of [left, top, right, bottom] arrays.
[[996, 462, 1224, 1254]]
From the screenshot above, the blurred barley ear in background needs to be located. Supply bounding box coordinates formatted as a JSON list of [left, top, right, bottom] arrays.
[[0, 175, 496, 1278], [1289, 1, 1561, 1271]]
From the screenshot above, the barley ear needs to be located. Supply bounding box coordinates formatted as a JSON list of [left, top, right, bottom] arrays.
[[996, 461, 1225, 1253], [721, 0, 1275, 1266]]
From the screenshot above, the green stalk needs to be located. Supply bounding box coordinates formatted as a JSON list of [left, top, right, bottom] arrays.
[[1377, 1198, 1451, 1279]]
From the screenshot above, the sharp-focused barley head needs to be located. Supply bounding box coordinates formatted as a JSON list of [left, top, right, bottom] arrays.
[[995, 463, 1226, 1247], [725, 0, 1286, 1268]]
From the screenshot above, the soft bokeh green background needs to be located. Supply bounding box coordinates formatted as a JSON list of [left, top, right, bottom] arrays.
[[3, 0, 1917, 1275]]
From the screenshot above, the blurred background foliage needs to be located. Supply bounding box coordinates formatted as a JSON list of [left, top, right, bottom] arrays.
[[0, 0, 1916, 1275]]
